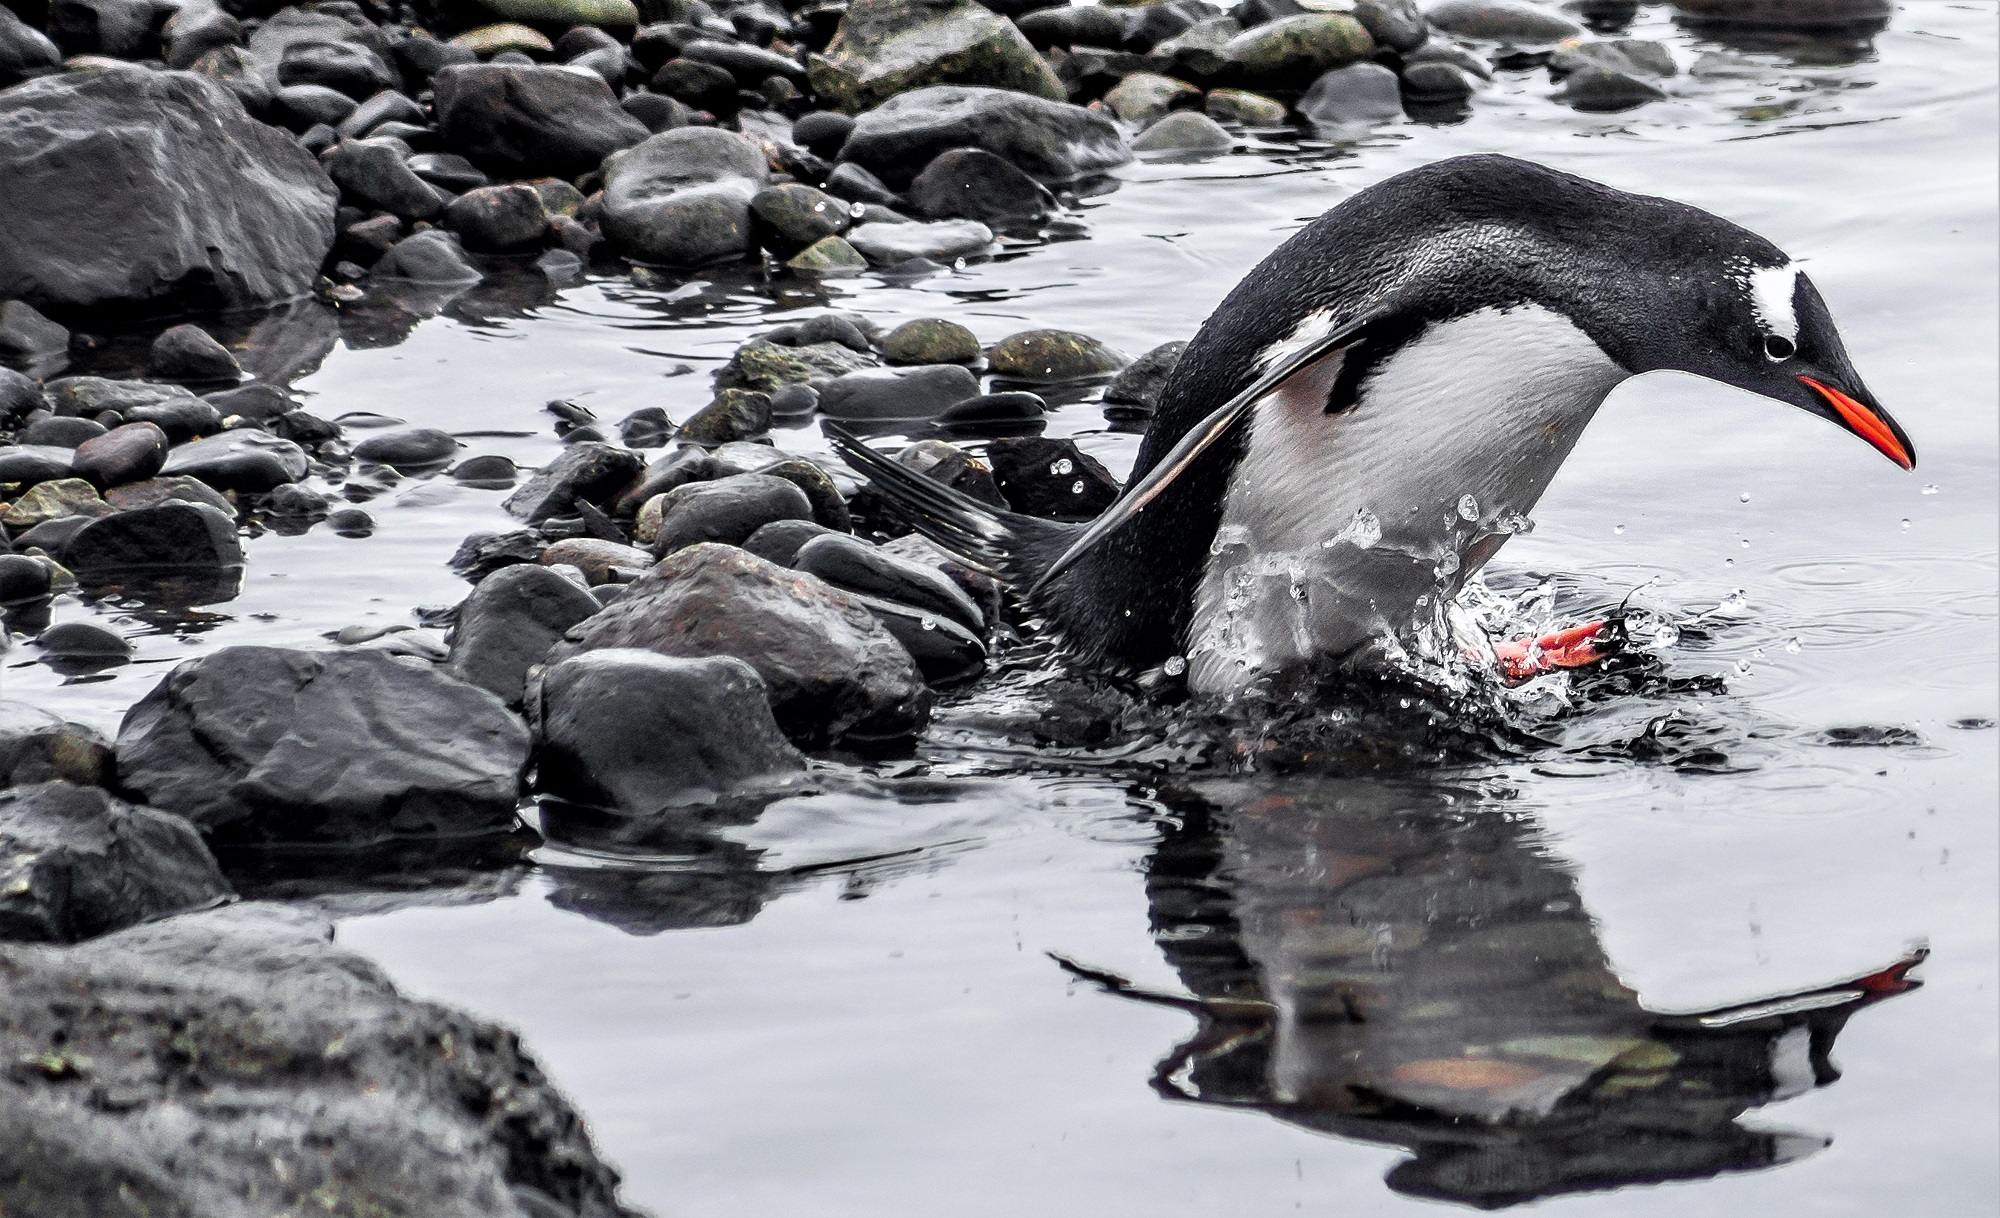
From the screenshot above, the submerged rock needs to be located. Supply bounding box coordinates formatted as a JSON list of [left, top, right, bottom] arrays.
[[145, 323, 242, 383], [0, 903, 643, 1217], [836, 84, 1130, 188], [535, 649, 804, 811], [0, 780, 228, 944], [807, 0, 1065, 113], [61, 501, 242, 583], [117, 646, 531, 844], [551, 542, 929, 743], [373, 229, 485, 283]]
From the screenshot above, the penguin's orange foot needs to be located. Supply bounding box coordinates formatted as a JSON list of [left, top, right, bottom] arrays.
[[1493, 621, 1615, 683]]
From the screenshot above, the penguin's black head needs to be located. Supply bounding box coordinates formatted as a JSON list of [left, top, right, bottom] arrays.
[[1623, 248, 1915, 470]]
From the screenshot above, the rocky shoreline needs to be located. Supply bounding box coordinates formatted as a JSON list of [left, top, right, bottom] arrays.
[[0, 0, 1899, 1209]]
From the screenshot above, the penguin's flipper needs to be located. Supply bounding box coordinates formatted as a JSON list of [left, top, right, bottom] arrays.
[[1029, 310, 1389, 597], [824, 423, 1081, 588]]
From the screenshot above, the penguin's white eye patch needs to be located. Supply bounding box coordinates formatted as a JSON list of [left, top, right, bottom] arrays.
[[1763, 334, 1796, 361]]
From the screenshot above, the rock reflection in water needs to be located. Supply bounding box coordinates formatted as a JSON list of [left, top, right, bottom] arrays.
[[1087, 780, 1922, 1209]]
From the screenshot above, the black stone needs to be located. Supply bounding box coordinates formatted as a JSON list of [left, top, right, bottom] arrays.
[[272, 81, 362, 131], [816, 364, 981, 422], [790, 109, 853, 158], [648, 472, 814, 555], [71, 421, 169, 489], [160, 430, 308, 492], [0, 701, 111, 785], [18, 415, 104, 448], [836, 84, 1131, 189], [353, 426, 460, 469], [407, 150, 489, 193], [371, 229, 485, 283], [908, 146, 1056, 229], [504, 441, 644, 523], [1102, 338, 1185, 412], [0, 446, 71, 487], [61, 501, 243, 578], [451, 527, 550, 581], [742, 517, 833, 566], [434, 62, 651, 179], [849, 590, 986, 684], [0, 554, 52, 605], [446, 561, 601, 705], [145, 323, 243, 383], [794, 530, 983, 630]]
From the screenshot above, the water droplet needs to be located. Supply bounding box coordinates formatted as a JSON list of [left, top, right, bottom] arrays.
[[1321, 507, 1381, 550], [1493, 510, 1535, 535], [1900, 518, 1912, 530], [848, 202, 866, 219], [1716, 589, 1751, 617], [1433, 551, 1461, 578], [1650, 623, 1679, 648], [1784, 636, 1802, 653], [1724, 558, 1735, 567], [1739, 492, 1751, 503], [1456, 494, 1479, 521], [1162, 655, 1187, 676], [1071, 480, 1086, 495], [1613, 524, 1626, 535], [1922, 484, 1939, 495], [1050, 458, 1073, 475], [920, 616, 937, 631], [1740, 538, 1751, 548], [953, 257, 967, 271]]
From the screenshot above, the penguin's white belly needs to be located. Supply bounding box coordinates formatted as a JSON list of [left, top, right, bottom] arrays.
[[1186, 304, 1630, 696]]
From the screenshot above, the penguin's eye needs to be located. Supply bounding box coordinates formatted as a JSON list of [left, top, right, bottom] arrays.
[[1763, 334, 1796, 361]]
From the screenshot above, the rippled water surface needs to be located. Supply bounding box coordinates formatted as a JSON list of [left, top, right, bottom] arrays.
[[14, 4, 2000, 1214]]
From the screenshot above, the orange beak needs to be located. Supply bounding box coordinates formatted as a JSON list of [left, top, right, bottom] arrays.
[[1800, 376, 1914, 470]]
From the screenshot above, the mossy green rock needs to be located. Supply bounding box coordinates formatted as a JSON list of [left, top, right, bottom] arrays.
[[1205, 88, 1288, 125], [1103, 72, 1200, 124], [785, 235, 869, 277], [882, 318, 980, 365], [467, 0, 638, 27], [717, 338, 876, 391], [1222, 13, 1374, 89], [678, 389, 773, 444], [988, 329, 1127, 383], [450, 22, 555, 55], [808, 0, 1066, 114], [2, 479, 111, 530]]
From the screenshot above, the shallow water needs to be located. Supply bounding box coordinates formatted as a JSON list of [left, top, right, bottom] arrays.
[[11, 4, 2000, 1214]]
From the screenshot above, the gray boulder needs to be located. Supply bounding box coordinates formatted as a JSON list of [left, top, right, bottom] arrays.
[[643, 472, 814, 554], [907, 146, 1056, 229], [0, 66, 337, 316], [116, 646, 532, 844], [836, 84, 1130, 188], [550, 543, 929, 743], [0, 8, 60, 90], [324, 137, 448, 219], [61, 501, 244, 585], [1424, 0, 1583, 42], [373, 229, 486, 284], [447, 561, 603, 704], [444, 183, 552, 252], [816, 363, 980, 421], [535, 649, 804, 812], [503, 440, 644, 522], [846, 218, 993, 265], [434, 63, 649, 180], [1103, 339, 1186, 412], [0, 780, 228, 944], [794, 531, 983, 630], [807, 0, 1065, 113], [1220, 12, 1374, 89], [0, 903, 643, 1217], [160, 429, 309, 492], [600, 127, 770, 267], [1297, 61, 1405, 128]]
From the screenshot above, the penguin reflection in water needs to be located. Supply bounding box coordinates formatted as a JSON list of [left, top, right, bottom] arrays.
[[833, 155, 1915, 694]]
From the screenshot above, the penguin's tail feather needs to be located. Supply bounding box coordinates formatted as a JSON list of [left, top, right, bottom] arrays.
[[825, 424, 1081, 593]]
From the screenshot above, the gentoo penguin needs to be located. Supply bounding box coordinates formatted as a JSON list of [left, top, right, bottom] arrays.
[[832, 155, 1914, 696]]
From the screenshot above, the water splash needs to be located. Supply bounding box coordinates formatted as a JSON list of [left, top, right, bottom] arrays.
[[1321, 507, 1382, 551]]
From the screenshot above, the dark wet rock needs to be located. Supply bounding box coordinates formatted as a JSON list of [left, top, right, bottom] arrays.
[[988, 328, 1127, 382], [447, 561, 601, 703], [1551, 35, 1676, 78], [742, 517, 834, 565], [103, 474, 234, 518], [45, 0, 161, 59], [279, 37, 398, 100], [71, 421, 169, 489], [192, 44, 276, 115], [791, 108, 855, 158], [434, 62, 650, 179], [555, 25, 624, 59], [45, 375, 193, 419], [325, 137, 447, 219], [453, 453, 521, 487], [751, 182, 852, 253], [468, 0, 641, 31], [445, 184, 553, 252], [621, 88, 693, 132], [937, 389, 1045, 433], [118, 645, 531, 844], [837, 84, 1130, 187], [391, 30, 479, 86], [817, 363, 980, 421], [1556, 62, 1668, 109], [0, 9, 61, 89], [762, 313, 876, 352], [451, 527, 548, 581], [1402, 59, 1481, 100], [326, 506, 374, 536], [145, 323, 242, 384], [1103, 339, 1185, 412], [908, 146, 1056, 228], [9, 514, 92, 555], [794, 530, 981, 630], [336, 88, 427, 139], [1015, 3, 1126, 50], [678, 388, 773, 445], [1221, 12, 1374, 88], [0, 554, 52, 606], [340, 212, 407, 264], [894, 436, 1005, 506], [717, 336, 876, 391], [807, 0, 1065, 113], [0, 66, 338, 317], [354, 426, 460, 469], [535, 649, 804, 811], [453, 22, 556, 57], [0, 780, 227, 944], [162, 1, 241, 72], [34, 619, 130, 660], [1425, 0, 1583, 42], [1203, 87, 1288, 124], [0, 300, 68, 361], [642, 472, 813, 553], [619, 406, 675, 447], [550, 542, 929, 743], [848, 590, 985, 683], [2, 477, 109, 529], [123, 396, 224, 443], [0, 702, 111, 785], [541, 537, 653, 583], [1131, 109, 1233, 151], [373, 228, 486, 283], [1147, 14, 1244, 81], [265, 481, 330, 517], [786, 235, 870, 276], [273, 408, 342, 448], [651, 55, 738, 112], [505, 441, 644, 522], [757, 457, 850, 530], [1672, 0, 1888, 27], [1103, 71, 1201, 123], [681, 36, 803, 87], [0, 371, 44, 425], [161, 429, 308, 492], [0, 902, 644, 1216], [18, 415, 105, 448], [409, 151, 490, 194], [611, 447, 715, 515], [1298, 60, 1404, 126], [882, 318, 980, 365], [271, 81, 361, 131], [0, 446, 71, 487], [1406, 36, 1496, 77], [600, 127, 769, 267], [61, 501, 242, 580], [847, 218, 993, 265], [988, 434, 1120, 519], [822, 160, 904, 207], [569, 45, 632, 88]]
